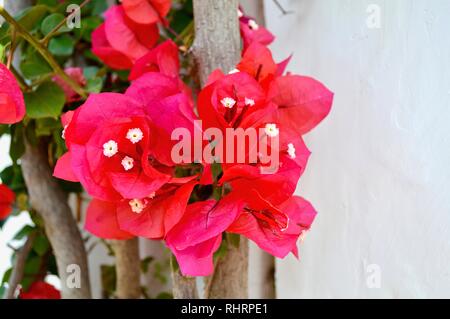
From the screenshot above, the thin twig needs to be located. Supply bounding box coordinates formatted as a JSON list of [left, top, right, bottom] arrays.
[[4, 232, 38, 299], [0, 6, 87, 98], [10, 65, 31, 91], [272, 0, 293, 15], [6, 27, 17, 69]]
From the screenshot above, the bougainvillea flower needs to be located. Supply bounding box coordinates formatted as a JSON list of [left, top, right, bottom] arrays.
[[54, 93, 177, 201], [267, 75, 334, 135], [122, 0, 171, 25], [125, 72, 197, 142], [0, 183, 15, 220], [115, 180, 197, 239], [129, 40, 180, 80], [0, 63, 25, 124], [19, 281, 61, 299], [166, 196, 246, 276], [91, 5, 159, 70], [52, 67, 87, 103], [238, 12, 274, 50], [91, 24, 134, 70], [228, 190, 317, 258]]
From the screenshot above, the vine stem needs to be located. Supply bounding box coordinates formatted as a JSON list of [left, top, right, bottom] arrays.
[[0, 6, 87, 98]]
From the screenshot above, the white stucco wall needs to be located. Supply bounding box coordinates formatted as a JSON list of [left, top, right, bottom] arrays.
[[265, 0, 450, 298]]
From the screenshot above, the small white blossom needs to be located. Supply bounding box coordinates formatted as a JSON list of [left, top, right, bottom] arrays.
[[228, 68, 240, 74], [245, 97, 255, 106], [129, 199, 146, 214], [103, 140, 118, 157], [121, 156, 134, 171], [126, 128, 144, 144], [264, 123, 279, 137], [62, 125, 68, 139], [287, 143, 296, 159], [248, 19, 259, 30], [221, 97, 236, 109]]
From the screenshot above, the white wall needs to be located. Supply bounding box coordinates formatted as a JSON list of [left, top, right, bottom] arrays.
[[2, 0, 450, 299], [265, 0, 450, 298]]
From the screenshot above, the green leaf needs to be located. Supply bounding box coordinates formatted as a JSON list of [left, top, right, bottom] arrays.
[[74, 16, 102, 42], [9, 124, 25, 162], [156, 292, 173, 299], [37, 0, 59, 7], [13, 225, 36, 241], [0, 44, 5, 64], [16, 5, 50, 32], [41, 13, 71, 36], [20, 49, 52, 78], [1, 268, 12, 285], [90, 0, 108, 16], [25, 81, 66, 119], [49, 34, 74, 56], [140, 256, 155, 273], [33, 234, 50, 256], [86, 77, 103, 93], [36, 118, 61, 137]]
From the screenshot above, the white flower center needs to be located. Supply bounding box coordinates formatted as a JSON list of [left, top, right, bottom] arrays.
[[264, 123, 279, 137], [245, 97, 255, 106], [103, 140, 118, 157], [121, 156, 134, 171], [129, 199, 146, 214], [300, 230, 308, 242], [61, 125, 68, 139], [248, 19, 259, 30], [287, 143, 296, 159], [228, 68, 240, 74], [126, 128, 144, 144], [221, 97, 236, 109]]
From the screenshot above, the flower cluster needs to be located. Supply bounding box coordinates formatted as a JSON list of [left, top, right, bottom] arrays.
[[0, 1, 337, 277], [92, 1, 171, 70]]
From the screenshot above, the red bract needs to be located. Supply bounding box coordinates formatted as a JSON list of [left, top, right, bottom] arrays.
[[52, 67, 87, 103], [267, 75, 334, 135], [19, 281, 61, 299], [129, 40, 180, 80], [227, 190, 317, 259], [0, 63, 25, 124], [166, 195, 246, 276], [91, 5, 159, 70], [0, 184, 15, 220], [122, 0, 171, 25]]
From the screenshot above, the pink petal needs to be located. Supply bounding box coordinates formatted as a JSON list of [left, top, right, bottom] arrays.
[[85, 199, 134, 240], [268, 75, 334, 135], [0, 63, 25, 124], [122, 0, 171, 25], [53, 152, 79, 182]]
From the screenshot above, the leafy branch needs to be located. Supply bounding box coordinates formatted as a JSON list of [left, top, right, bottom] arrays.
[[0, 6, 87, 98]]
